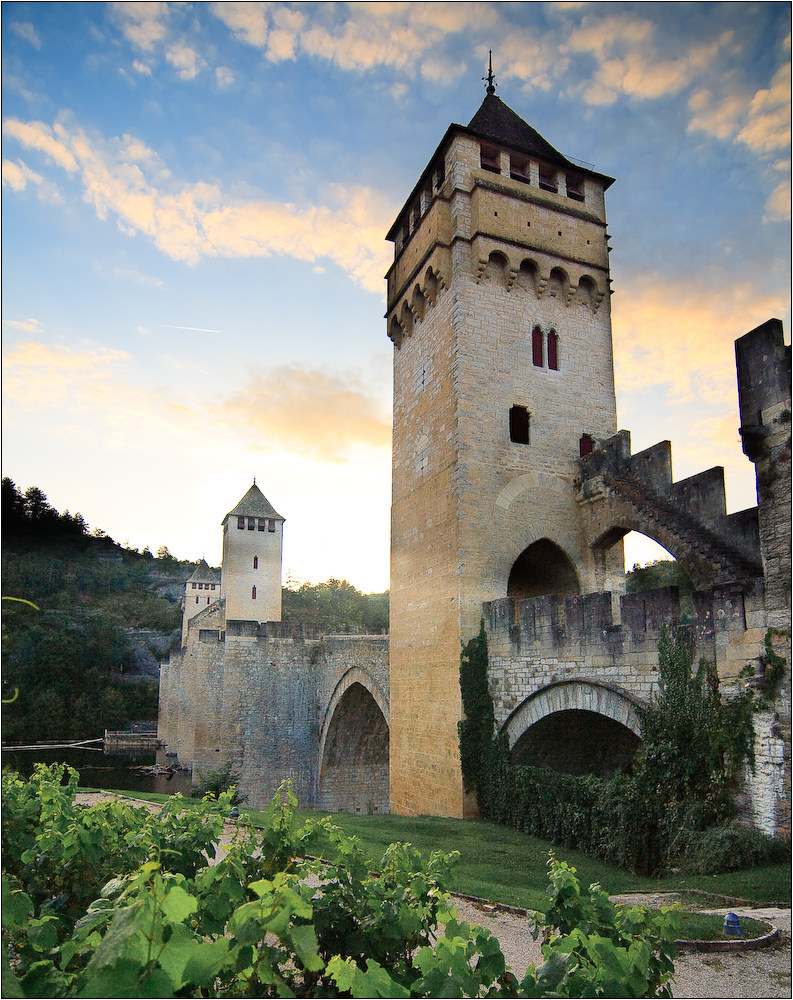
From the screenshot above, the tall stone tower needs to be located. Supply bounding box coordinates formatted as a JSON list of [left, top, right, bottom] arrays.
[[181, 558, 220, 645], [387, 81, 623, 817], [220, 482, 285, 622]]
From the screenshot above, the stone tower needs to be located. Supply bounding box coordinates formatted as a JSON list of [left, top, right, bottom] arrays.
[[182, 558, 220, 645], [220, 482, 285, 622], [387, 84, 623, 817]]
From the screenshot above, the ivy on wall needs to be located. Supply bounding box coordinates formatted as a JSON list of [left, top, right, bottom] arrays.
[[458, 623, 787, 875]]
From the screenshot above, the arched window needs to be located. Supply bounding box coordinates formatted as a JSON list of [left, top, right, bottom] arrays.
[[548, 329, 559, 370], [532, 326, 543, 367], [253, 556, 258, 569], [251, 585, 257, 600]]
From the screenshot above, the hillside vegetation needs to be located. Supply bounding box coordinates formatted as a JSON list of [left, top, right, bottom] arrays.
[[2, 479, 190, 743]]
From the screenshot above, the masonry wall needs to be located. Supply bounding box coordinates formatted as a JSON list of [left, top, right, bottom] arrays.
[[159, 620, 389, 811], [389, 128, 620, 818], [483, 580, 788, 835]]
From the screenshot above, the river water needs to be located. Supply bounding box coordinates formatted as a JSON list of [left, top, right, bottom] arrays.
[[1, 746, 193, 797]]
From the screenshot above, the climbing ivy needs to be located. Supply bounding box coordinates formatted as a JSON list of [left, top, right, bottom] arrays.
[[458, 623, 786, 875]]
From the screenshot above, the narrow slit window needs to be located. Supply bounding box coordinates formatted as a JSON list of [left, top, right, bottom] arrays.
[[253, 556, 258, 569], [510, 405, 530, 444], [251, 585, 257, 600], [548, 329, 559, 370], [532, 326, 544, 368]]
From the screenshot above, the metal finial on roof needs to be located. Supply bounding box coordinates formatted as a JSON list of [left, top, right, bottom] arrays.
[[483, 50, 496, 95]]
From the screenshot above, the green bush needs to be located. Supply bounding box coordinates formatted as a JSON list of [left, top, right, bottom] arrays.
[[677, 823, 791, 875], [459, 623, 774, 876], [2, 765, 680, 998]]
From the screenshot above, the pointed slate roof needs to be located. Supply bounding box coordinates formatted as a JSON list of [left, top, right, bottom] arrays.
[[387, 91, 613, 240], [467, 93, 575, 172], [187, 558, 219, 584], [222, 483, 284, 524]]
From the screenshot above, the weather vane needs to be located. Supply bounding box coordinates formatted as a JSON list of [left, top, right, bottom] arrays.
[[483, 50, 496, 95]]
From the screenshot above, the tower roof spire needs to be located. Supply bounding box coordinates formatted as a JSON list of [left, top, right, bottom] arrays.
[[483, 50, 496, 95]]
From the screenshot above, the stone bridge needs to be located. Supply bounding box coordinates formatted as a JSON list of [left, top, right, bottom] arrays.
[[483, 579, 767, 778], [158, 619, 390, 813], [576, 431, 763, 590]]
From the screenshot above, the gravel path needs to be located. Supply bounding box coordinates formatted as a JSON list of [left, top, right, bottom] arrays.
[[75, 794, 791, 998]]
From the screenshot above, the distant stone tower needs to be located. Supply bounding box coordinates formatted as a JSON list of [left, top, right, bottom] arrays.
[[386, 81, 622, 817], [182, 559, 220, 644], [220, 482, 284, 622]]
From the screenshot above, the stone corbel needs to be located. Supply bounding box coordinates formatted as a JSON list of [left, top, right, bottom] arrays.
[[475, 258, 488, 283], [506, 267, 518, 291]]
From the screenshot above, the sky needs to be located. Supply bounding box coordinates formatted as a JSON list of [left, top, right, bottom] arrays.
[[2, 2, 790, 594]]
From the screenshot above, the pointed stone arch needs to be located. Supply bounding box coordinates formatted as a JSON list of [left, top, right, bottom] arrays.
[[317, 668, 390, 813], [507, 538, 581, 600]]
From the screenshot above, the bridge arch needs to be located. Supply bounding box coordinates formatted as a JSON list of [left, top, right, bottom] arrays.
[[317, 668, 389, 813], [589, 507, 713, 590], [503, 681, 642, 778]]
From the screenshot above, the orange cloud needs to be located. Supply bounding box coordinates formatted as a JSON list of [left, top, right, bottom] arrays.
[[3, 117, 393, 293], [612, 273, 789, 404], [213, 365, 391, 462]]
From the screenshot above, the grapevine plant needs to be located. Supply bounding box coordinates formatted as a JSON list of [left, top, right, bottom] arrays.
[[2, 763, 679, 998]]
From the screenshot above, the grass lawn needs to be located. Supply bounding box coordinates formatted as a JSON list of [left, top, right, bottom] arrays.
[[84, 789, 790, 912]]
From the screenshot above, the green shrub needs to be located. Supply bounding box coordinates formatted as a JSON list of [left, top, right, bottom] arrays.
[[677, 823, 791, 875], [2, 766, 680, 998], [458, 623, 773, 876]]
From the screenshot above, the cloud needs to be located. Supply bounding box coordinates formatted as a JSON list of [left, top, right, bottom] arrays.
[[209, 1, 488, 77], [612, 272, 789, 406], [2, 120, 78, 172], [3, 317, 43, 334], [165, 42, 205, 80], [3, 339, 390, 465], [2, 158, 44, 192], [213, 364, 391, 461], [3, 116, 393, 293], [11, 21, 41, 49], [737, 62, 792, 155], [2, 341, 131, 411], [215, 66, 235, 88], [764, 178, 791, 222], [689, 60, 791, 159], [109, 1, 171, 52]]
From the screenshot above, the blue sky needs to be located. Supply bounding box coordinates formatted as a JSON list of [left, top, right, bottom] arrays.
[[2, 2, 790, 593]]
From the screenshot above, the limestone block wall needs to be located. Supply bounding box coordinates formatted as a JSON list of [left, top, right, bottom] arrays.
[[484, 581, 789, 836], [159, 619, 389, 812]]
